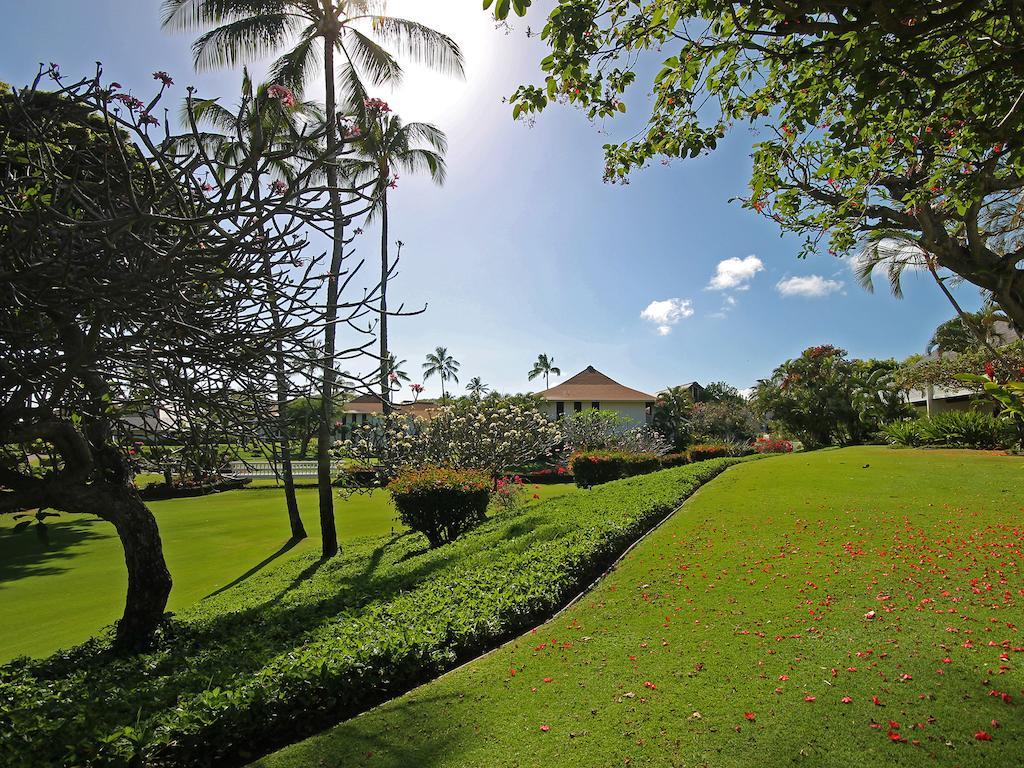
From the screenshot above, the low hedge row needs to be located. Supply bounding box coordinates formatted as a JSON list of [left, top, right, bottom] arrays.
[[568, 450, 662, 487], [0, 459, 743, 768]]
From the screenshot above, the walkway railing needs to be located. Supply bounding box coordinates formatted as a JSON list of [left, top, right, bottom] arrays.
[[226, 460, 319, 479]]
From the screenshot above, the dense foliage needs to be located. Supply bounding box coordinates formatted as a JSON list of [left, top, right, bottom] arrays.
[[687, 443, 732, 462], [491, 0, 1024, 330], [568, 450, 662, 488], [753, 437, 794, 454], [388, 466, 491, 547], [557, 409, 670, 458], [896, 340, 1024, 390], [881, 411, 1009, 450], [0, 459, 741, 768], [689, 401, 760, 443], [754, 346, 912, 448]]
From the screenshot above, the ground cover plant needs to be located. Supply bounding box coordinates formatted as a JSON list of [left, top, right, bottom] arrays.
[[256, 447, 1024, 768], [0, 484, 578, 661], [0, 460, 739, 767]]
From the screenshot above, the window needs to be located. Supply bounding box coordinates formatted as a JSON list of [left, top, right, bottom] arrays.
[[555, 401, 565, 418], [360, 413, 368, 424], [591, 401, 600, 410], [573, 401, 582, 413]]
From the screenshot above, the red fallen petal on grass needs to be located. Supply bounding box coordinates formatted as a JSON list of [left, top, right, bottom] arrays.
[[744, 712, 756, 720], [975, 731, 992, 741], [778, 675, 789, 681], [539, 725, 550, 732], [942, 658, 952, 664], [841, 696, 853, 704], [805, 695, 816, 702], [872, 696, 884, 706], [644, 681, 657, 689], [543, 677, 553, 683], [889, 720, 900, 730], [888, 731, 903, 742]]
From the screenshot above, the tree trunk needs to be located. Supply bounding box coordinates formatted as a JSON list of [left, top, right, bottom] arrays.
[[106, 486, 172, 652], [279, 440, 305, 539], [318, 35, 343, 559], [379, 187, 392, 415]]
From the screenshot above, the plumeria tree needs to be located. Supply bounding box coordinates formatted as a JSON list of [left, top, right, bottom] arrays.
[[490, 0, 1024, 331], [163, 0, 464, 558], [339, 398, 561, 482], [0, 67, 341, 649]]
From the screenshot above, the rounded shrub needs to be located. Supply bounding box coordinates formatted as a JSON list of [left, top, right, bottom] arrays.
[[753, 437, 794, 454], [879, 419, 924, 447], [388, 466, 491, 547]]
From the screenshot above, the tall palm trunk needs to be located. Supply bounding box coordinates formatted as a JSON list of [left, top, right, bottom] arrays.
[[378, 184, 392, 415], [317, 33, 342, 558]]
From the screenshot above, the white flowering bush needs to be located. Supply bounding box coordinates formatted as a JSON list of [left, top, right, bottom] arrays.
[[336, 399, 561, 482], [556, 410, 670, 461]]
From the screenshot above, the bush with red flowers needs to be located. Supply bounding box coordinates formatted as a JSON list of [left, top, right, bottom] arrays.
[[569, 450, 662, 487], [754, 437, 794, 454], [659, 452, 690, 468], [388, 466, 491, 547]]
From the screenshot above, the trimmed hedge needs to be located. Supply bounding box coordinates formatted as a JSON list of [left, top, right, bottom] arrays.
[[688, 443, 732, 462], [0, 459, 743, 768], [658, 452, 690, 468], [389, 466, 491, 547], [568, 450, 662, 487]]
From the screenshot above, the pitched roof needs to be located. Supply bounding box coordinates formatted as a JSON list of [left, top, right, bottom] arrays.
[[537, 366, 656, 402]]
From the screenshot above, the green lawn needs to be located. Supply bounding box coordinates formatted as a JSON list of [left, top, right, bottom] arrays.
[[256, 447, 1024, 768], [0, 483, 575, 661]]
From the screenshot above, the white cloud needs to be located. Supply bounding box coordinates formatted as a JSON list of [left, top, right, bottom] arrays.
[[707, 255, 764, 291], [641, 298, 694, 335], [776, 274, 844, 298]]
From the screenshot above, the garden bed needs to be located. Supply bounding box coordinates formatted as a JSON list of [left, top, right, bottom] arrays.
[[0, 459, 742, 768]]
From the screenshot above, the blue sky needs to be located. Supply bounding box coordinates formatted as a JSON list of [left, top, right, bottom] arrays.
[[1, 0, 983, 398]]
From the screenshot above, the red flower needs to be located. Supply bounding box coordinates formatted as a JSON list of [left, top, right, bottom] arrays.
[[539, 725, 550, 732], [744, 712, 756, 721], [984, 361, 996, 379], [804, 695, 816, 702], [644, 681, 657, 689], [975, 731, 992, 741], [872, 696, 883, 706], [267, 84, 296, 108], [152, 71, 174, 87], [840, 696, 853, 704]]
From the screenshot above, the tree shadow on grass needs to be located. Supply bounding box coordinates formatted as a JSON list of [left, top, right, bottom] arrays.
[[250, 692, 466, 768], [0, 517, 109, 588], [204, 538, 302, 599]]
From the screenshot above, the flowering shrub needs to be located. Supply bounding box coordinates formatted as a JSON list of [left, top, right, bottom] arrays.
[[492, 475, 527, 512], [388, 466, 491, 547], [557, 410, 670, 459], [338, 399, 560, 481], [569, 450, 662, 487], [753, 437, 794, 454], [688, 443, 732, 462]]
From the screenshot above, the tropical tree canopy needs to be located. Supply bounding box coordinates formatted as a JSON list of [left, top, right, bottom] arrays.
[[490, 0, 1024, 330]]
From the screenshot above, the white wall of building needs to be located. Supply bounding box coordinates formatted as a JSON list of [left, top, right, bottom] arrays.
[[542, 401, 650, 426]]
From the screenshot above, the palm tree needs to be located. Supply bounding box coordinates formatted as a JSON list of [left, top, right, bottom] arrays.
[[465, 377, 489, 399], [347, 111, 447, 414], [527, 353, 562, 390], [422, 346, 460, 398], [174, 70, 320, 541], [385, 353, 410, 393], [162, 0, 464, 558]]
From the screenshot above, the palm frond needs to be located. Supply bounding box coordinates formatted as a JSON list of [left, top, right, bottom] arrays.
[[160, 0, 288, 32], [268, 29, 322, 91], [344, 28, 404, 89], [354, 16, 465, 79], [191, 14, 301, 71]]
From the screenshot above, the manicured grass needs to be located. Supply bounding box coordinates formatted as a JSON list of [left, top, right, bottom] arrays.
[[0, 483, 575, 661], [255, 447, 1024, 768]]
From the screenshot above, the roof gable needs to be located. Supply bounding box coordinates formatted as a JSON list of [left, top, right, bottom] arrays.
[[538, 365, 656, 402]]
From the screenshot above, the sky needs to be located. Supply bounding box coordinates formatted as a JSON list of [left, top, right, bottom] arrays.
[[0, 0, 985, 398]]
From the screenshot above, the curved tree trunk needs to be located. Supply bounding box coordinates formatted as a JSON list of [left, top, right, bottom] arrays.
[[105, 486, 172, 652], [318, 34, 342, 559]]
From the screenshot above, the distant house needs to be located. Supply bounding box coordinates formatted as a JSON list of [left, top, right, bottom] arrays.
[[337, 394, 441, 431], [536, 366, 657, 426], [906, 320, 1020, 416], [664, 381, 706, 403]]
